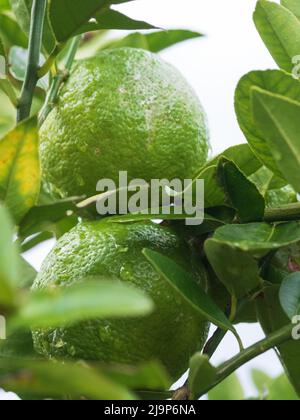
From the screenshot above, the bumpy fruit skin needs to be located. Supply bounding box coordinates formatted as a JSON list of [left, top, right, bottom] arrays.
[[40, 48, 209, 199], [32, 221, 209, 380]]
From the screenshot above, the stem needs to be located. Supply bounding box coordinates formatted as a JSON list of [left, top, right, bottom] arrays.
[[264, 203, 300, 223], [203, 327, 227, 359], [38, 36, 81, 126], [198, 323, 294, 398], [37, 43, 65, 78], [17, 0, 47, 123]]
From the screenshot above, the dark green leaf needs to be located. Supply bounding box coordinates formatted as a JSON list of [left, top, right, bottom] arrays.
[[14, 278, 154, 328], [235, 69, 300, 176], [254, 0, 300, 72], [217, 158, 265, 223], [205, 238, 261, 299], [279, 272, 300, 319], [80, 9, 156, 33], [188, 353, 217, 399], [103, 29, 203, 53], [252, 87, 300, 192], [104, 208, 210, 226], [143, 248, 235, 332], [20, 231, 53, 253], [49, 0, 143, 43], [19, 196, 81, 240], [0, 329, 38, 360]]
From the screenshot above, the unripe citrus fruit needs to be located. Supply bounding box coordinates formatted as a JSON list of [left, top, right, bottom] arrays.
[[40, 48, 209, 199], [32, 221, 209, 379]]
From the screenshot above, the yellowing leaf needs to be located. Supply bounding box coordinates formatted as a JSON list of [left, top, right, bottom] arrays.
[[0, 117, 40, 223]]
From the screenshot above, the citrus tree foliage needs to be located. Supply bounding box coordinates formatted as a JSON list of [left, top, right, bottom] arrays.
[[0, 0, 300, 400]]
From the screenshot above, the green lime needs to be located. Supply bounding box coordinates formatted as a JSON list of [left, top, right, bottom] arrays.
[[40, 48, 209, 199], [32, 221, 209, 379]]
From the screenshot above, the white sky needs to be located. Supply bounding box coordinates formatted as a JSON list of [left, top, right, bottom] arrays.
[[1, 0, 285, 400]]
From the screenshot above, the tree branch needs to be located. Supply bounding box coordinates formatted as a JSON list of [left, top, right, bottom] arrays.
[[198, 323, 294, 398], [17, 0, 47, 123], [264, 203, 300, 223]]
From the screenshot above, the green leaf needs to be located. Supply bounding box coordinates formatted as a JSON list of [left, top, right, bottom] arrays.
[[103, 29, 203, 53], [252, 87, 300, 193], [0, 0, 10, 11], [9, 46, 48, 90], [0, 37, 6, 79], [205, 238, 261, 299], [254, 0, 300, 72], [0, 79, 17, 106], [208, 144, 262, 177], [235, 69, 300, 176], [0, 329, 38, 360], [14, 278, 154, 328], [0, 117, 40, 223], [142, 248, 235, 332], [188, 353, 217, 399], [256, 283, 300, 396], [212, 222, 300, 255], [102, 360, 171, 392], [20, 231, 53, 253], [282, 0, 300, 20], [267, 374, 299, 400], [194, 145, 262, 210], [279, 272, 300, 319], [251, 369, 271, 395], [265, 185, 297, 208], [208, 373, 244, 400], [0, 205, 19, 306], [217, 158, 265, 223], [0, 359, 135, 400], [250, 167, 291, 203], [10, 0, 56, 54], [49, 0, 146, 43], [17, 256, 36, 288], [192, 165, 227, 208], [0, 12, 27, 48], [80, 9, 156, 33], [18, 196, 81, 240]]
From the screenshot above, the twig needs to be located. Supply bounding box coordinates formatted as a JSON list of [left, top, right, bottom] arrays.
[[38, 36, 81, 127], [17, 0, 47, 123], [264, 203, 300, 223]]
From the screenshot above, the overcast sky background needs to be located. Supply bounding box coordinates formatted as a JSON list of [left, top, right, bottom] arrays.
[[1, 0, 285, 400]]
